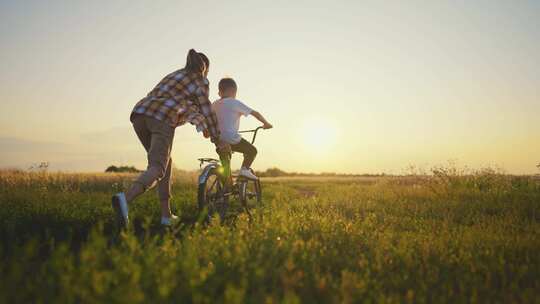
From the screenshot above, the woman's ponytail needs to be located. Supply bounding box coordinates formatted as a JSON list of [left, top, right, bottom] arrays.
[[185, 49, 206, 75]]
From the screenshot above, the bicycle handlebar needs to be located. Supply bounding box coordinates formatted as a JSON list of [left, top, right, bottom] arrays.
[[238, 126, 265, 144]]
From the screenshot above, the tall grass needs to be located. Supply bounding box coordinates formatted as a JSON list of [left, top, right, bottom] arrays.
[[0, 169, 538, 303]]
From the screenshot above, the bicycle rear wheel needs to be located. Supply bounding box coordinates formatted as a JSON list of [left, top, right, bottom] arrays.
[[198, 168, 227, 222]]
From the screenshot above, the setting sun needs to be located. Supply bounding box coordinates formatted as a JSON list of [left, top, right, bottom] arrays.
[[302, 119, 339, 153]]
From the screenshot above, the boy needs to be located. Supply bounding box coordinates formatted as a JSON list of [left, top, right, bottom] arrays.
[[212, 78, 272, 180]]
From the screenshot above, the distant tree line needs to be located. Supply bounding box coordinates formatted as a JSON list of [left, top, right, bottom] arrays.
[[105, 164, 540, 177], [103, 165, 380, 177], [105, 165, 141, 173], [254, 167, 384, 178]]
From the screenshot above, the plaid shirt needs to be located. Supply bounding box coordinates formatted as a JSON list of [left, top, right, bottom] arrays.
[[131, 69, 220, 143]]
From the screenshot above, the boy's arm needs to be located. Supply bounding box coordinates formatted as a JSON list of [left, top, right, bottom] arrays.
[[194, 79, 220, 143], [250, 110, 273, 129]]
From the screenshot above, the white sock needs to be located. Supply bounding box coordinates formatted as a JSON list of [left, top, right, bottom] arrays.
[[117, 192, 128, 219], [161, 214, 178, 225]]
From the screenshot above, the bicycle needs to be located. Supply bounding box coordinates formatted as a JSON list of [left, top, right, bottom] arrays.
[[197, 127, 265, 221]]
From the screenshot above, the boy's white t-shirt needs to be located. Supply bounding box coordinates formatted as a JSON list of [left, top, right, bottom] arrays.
[[212, 97, 253, 144]]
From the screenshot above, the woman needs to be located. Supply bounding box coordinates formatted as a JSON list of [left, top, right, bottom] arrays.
[[112, 49, 228, 227]]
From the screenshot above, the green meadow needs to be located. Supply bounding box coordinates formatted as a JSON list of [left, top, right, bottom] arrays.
[[0, 169, 539, 303]]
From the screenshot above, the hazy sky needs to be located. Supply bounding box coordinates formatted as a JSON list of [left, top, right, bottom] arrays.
[[1, 0, 539, 174]]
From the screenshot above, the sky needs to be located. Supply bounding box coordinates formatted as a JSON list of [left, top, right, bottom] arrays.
[[1, 0, 539, 174]]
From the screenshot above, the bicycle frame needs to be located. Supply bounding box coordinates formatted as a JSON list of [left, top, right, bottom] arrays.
[[197, 127, 266, 220]]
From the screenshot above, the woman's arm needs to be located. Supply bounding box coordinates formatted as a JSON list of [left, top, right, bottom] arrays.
[[194, 78, 221, 143]]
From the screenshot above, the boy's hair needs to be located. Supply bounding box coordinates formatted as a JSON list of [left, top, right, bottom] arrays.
[[219, 78, 237, 92]]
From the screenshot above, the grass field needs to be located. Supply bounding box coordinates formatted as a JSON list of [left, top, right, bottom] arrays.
[[0, 169, 539, 303]]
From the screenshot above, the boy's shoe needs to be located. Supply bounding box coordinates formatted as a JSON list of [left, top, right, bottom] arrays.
[[112, 192, 129, 227], [161, 214, 179, 226], [239, 167, 258, 180]]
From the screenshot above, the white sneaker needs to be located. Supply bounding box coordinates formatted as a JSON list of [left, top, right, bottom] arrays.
[[239, 167, 258, 180], [161, 214, 179, 226], [112, 192, 129, 227]]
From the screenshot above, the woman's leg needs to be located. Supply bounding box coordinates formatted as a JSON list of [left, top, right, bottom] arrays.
[[157, 157, 173, 218], [125, 116, 174, 204], [125, 115, 152, 203]]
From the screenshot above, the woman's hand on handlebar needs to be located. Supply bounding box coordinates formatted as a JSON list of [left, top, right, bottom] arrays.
[[262, 123, 273, 129]]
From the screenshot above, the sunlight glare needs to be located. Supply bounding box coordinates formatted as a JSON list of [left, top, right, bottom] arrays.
[[302, 118, 339, 154]]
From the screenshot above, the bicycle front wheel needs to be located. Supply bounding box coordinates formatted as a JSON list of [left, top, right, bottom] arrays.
[[239, 177, 262, 209]]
